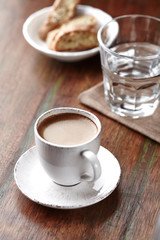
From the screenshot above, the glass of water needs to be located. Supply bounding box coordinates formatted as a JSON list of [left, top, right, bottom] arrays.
[[98, 15, 160, 118]]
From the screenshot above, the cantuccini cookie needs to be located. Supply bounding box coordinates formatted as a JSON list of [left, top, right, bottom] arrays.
[[46, 14, 98, 51], [39, 0, 80, 40]]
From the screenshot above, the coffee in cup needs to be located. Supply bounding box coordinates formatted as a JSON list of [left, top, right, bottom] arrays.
[[37, 112, 98, 146], [34, 107, 101, 186]]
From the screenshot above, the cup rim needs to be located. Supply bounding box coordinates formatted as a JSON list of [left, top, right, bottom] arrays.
[[34, 107, 101, 148], [97, 14, 160, 61]]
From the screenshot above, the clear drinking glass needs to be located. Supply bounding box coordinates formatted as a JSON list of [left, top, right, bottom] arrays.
[[98, 15, 160, 118]]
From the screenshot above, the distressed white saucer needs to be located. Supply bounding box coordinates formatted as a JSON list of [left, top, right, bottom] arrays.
[[14, 146, 121, 209]]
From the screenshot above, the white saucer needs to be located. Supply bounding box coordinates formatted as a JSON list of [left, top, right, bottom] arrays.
[[22, 5, 113, 62], [14, 146, 121, 209]]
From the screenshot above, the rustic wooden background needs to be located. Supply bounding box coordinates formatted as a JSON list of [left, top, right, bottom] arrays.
[[0, 0, 160, 239]]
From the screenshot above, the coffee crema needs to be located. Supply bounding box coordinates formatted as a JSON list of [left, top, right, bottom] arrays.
[[38, 112, 98, 146]]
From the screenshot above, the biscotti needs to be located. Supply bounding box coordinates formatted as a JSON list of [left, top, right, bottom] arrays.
[[54, 14, 97, 32], [46, 14, 98, 51], [39, 0, 80, 40], [49, 30, 98, 51]]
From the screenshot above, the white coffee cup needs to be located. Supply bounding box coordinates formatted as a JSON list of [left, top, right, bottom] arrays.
[[34, 107, 102, 186]]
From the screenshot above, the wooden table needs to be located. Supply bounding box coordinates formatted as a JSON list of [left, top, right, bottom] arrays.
[[1, 0, 160, 239]]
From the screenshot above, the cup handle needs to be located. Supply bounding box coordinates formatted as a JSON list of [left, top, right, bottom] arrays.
[[81, 150, 101, 182]]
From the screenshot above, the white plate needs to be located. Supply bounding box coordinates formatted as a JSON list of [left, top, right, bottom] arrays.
[[14, 146, 121, 209], [22, 5, 113, 62]]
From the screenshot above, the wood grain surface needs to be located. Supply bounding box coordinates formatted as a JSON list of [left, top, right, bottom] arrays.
[[0, 0, 160, 239]]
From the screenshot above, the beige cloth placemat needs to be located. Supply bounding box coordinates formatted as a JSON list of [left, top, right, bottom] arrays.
[[79, 82, 160, 143]]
